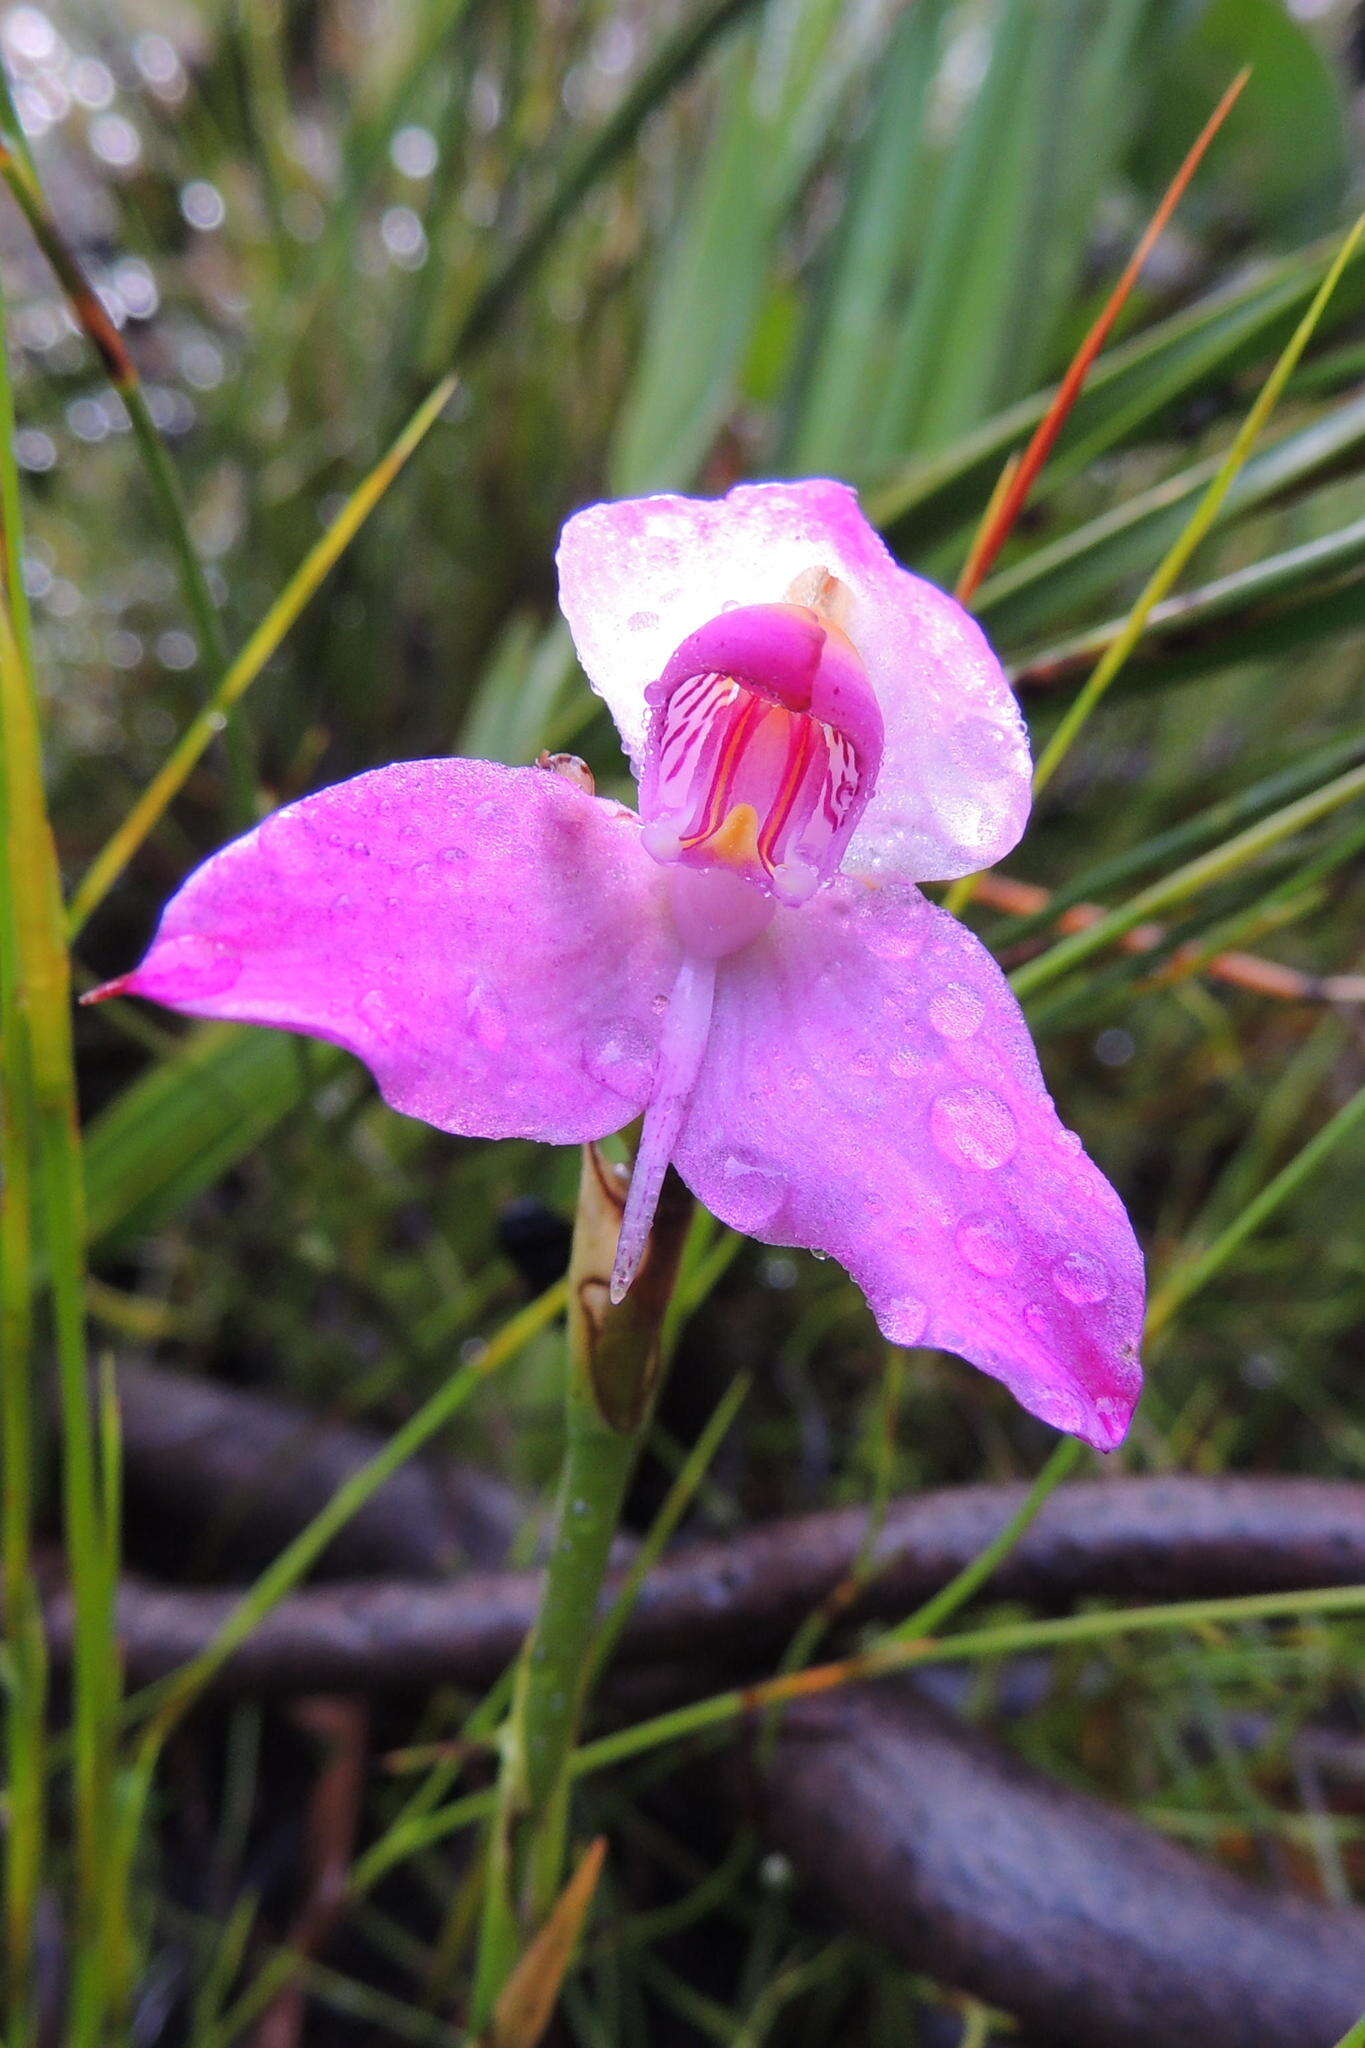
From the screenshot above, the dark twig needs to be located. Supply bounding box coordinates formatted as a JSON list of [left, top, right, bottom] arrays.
[[51, 1476, 1365, 1695], [111, 1359, 533, 1581], [743, 1682, 1365, 2048]]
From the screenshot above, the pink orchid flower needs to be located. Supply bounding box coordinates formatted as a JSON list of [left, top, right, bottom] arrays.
[[95, 481, 1143, 1449]]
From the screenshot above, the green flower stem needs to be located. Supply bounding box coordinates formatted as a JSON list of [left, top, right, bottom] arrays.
[[473, 1146, 692, 2023], [514, 1370, 644, 1912]]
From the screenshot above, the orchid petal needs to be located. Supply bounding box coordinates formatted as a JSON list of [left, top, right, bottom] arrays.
[[672, 879, 1144, 1449], [106, 760, 681, 1143], [556, 479, 1031, 883]]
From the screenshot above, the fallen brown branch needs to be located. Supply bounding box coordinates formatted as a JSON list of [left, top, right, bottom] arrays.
[[746, 1682, 1365, 2048], [112, 1357, 532, 1580], [47, 1475, 1365, 1696], [974, 870, 1365, 1005]]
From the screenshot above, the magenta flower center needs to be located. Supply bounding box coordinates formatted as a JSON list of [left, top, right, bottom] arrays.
[[638, 599, 883, 909]]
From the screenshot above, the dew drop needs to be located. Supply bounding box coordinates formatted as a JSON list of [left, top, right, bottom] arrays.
[[584, 1023, 656, 1100], [1026, 1386, 1085, 1434], [1055, 1127, 1083, 1157], [948, 714, 1015, 772], [930, 1085, 1018, 1171], [465, 981, 508, 1053], [885, 1293, 928, 1346], [1051, 1249, 1110, 1306], [147, 933, 240, 998], [359, 988, 389, 1027], [811, 1247, 831, 1262], [1023, 1299, 1052, 1339], [331, 892, 354, 914], [955, 1212, 1019, 1279], [928, 981, 985, 1040], [702, 1149, 785, 1232], [439, 844, 467, 863]]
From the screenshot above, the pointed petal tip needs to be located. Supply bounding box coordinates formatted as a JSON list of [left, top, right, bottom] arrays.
[[80, 973, 134, 1006]]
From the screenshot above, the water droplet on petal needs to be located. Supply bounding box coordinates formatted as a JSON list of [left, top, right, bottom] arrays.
[[1051, 1249, 1110, 1305], [701, 1149, 785, 1232], [948, 714, 1015, 772], [359, 988, 390, 1028], [955, 1212, 1020, 1278], [930, 1086, 1018, 1171], [885, 1293, 928, 1345], [148, 933, 240, 998], [928, 981, 985, 1040], [1023, 1299, 1052, 1339], [1026, 1385, 1085, 1434], [811, 1247, 831, 1262], [584, 1023, 656, 1101], [440, 845, 466, 863], [465, 981, 508, 1052], [331, 892, 354, 914], [1055, 1127, 1083, 1157]]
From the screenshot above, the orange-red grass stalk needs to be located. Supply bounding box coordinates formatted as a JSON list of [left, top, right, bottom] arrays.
[[955, 66, 1251, 606]]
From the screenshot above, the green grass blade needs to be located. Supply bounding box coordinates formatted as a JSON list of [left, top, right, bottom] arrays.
[[67, 371, 457, 937], [869, 229, 1365, 548], [871, 0, 1034, 458], [1012, 511, 1365, 691], [0, 591, 119, 2036], [0, 247, 44, 2048], [1146, 1082, 1365, 1340], [1010, 757, 1365, 1000], [782, 0, 948, 474], [979, 383, 1365, 647], [1031, 214, 1365, 795]]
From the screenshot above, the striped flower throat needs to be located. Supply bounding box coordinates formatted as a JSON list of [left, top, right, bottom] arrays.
[[638, 585, 884, 944]]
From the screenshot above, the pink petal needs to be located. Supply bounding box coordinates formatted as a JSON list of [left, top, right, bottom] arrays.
[[556, 479, 1031, 883], [106, 760, 681, 1144], [672, 880, 1144, 1449]]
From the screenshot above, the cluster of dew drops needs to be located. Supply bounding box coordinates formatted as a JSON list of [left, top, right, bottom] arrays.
[[0, 1, 453, 766]]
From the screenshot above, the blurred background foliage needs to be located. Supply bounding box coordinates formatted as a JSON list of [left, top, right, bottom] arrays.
[[5, 0, 1365, 2036]]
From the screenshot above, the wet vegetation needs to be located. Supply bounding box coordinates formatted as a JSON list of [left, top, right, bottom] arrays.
[[3, 0, 1365, 2041]]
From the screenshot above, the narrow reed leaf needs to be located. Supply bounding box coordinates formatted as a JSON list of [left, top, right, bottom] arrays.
[[1012, 516, 1365, 693], [0, 82, 248, 805], [955, 69, 1249, 603], [128, 1278, 566, 1741], [67, 372, 458, 937], [977, 383, 1365, 645], [395, 1581, 1365, 1862], [1030, 211, 1365, 795], [586, 1373, 750, 1690], [984, 727, 1365, 949], [1146, 1083, 1365, 1338], [870, 229, 1365, 550], [0, 587, 120, 2037], [0, 257, 43, 2048], [1010, 758, 1365, 998]]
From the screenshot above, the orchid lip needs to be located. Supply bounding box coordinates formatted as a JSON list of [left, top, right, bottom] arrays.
[[637, 600, 884, 905]]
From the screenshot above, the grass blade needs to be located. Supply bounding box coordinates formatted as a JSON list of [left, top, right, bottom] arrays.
[[1030, 212, 1365, 796], [955, 67, 1250, 603], [1010, 758, 1365, 999], [67, 372, 457, 937], [0, 588, 119, 2035]]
